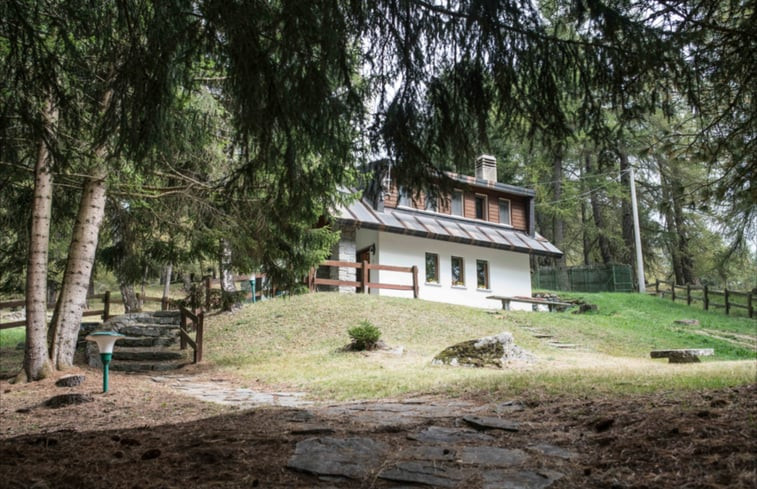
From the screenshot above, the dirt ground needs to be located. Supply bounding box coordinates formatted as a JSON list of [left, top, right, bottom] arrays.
[[0, 364, 755, 489]]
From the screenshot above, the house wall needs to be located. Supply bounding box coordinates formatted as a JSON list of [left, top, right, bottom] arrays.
[[366, 230, 532, 310], [385, 184, 530, 233], [332, 227, 356, 293]]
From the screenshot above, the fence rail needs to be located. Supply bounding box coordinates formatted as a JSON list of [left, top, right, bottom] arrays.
[[308, 260, 419, 298], [0, 291, 172, 330], [650, 280, 753, 318]]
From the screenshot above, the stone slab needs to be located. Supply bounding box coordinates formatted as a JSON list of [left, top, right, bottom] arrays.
[[650, 349, 714, 363], [287, 437, 388, 479], [379, 461, 465, 488], [55, 375, 85, 388], [462, 415, 520, 432], [408, 426, 494, 444]]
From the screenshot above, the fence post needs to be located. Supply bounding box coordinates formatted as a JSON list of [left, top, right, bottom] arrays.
[[686, 284, 691, 305], [102, 291, 111, 321], [195, 311, 204, 363], [411, 266, 419, 299], [703, 284, 709, 311], [161, 296, 168, 311], [724, 288, 730, 315], [361, 261, 368, 294], [671, 282, 676, 302], [204, 276, 211, 310], [748, 292, 753, 319], [179, 308, 187, 351]]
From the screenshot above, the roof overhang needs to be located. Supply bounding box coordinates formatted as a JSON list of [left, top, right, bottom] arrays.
[[334, 198, 563, 258]]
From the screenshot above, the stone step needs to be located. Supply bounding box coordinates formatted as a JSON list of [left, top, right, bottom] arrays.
[[113, 347, 187, 362], [117, 336, 178, 348], [117, 324, 180, 338], [110, 359, 190, 372], [548, 342, 579, 349]]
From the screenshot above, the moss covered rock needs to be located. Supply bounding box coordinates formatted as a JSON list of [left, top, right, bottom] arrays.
[[432, 332, 532, 368]]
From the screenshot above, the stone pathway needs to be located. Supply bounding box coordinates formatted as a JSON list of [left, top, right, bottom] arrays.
[[522, 326, 582, 350], [159, 376, 580, 488], [150, 375, 312, 408]]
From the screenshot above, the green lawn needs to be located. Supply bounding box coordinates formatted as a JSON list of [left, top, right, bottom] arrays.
[[202, 291, 756, 400]]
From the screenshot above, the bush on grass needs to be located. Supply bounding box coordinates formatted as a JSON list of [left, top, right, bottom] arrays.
[[348, 320, 381, 351]]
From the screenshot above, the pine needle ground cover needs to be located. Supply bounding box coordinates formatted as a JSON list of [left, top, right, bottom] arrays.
[[203, 292, 756, 400]]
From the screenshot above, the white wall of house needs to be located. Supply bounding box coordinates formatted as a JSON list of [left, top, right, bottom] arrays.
[[362, 230, 532, 310]]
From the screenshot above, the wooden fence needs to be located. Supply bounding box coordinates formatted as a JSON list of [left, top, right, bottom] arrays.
[[0, 292, 171, 330], [308, 260, 419, 298], [179, 306, 204, 363], [650, 280, 754, 318]]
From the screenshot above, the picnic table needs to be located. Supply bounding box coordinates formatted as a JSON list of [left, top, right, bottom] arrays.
[[487, 295, 572, 312]]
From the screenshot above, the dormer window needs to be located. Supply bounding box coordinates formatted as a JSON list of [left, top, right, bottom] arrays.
[[425, 194, 437, 212], [475, 194, 487, 220], [398, 187, 412, 207], [498, 198, 511, 226]]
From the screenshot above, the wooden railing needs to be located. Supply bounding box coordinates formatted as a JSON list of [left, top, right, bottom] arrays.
[[308, 260, 419, 298], [0, 291, 172, 330], [179, 306, 204, 363], [650, 280, 754, 318]]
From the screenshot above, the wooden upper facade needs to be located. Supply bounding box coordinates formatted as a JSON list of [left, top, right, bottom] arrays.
[[383, 172, 534, 236]]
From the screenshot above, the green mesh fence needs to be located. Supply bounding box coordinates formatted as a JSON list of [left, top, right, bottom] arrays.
[[533, 264, 634, 292]]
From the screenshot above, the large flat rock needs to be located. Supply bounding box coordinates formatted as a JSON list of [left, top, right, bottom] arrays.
[[287, 437, 388, 479], [408, 426, 495, 444]]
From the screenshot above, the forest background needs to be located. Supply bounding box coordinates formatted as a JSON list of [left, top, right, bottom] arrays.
[[0, 1, 755, 381]]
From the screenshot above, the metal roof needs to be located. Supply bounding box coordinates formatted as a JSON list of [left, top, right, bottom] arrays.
[[445, 171, 536, 197], [335, 198, 563, 258]]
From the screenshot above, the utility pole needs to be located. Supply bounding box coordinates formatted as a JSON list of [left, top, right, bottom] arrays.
[[629, 165, 645, 293]]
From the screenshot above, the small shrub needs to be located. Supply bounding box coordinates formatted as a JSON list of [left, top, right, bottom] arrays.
[[348, 320, 381, 351]]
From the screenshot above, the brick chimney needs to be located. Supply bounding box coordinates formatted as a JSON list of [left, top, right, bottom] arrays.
[[475, 154, 497, 182]]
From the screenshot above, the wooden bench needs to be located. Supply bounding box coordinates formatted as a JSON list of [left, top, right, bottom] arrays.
[[487, 295, 572, 312], [650, 348, 714, 363]]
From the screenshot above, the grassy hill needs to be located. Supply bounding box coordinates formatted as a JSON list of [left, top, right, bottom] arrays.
[[203, 291, 756, 400]]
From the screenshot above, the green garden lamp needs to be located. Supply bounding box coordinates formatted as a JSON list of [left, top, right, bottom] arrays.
[[85, 331, 124, 393]]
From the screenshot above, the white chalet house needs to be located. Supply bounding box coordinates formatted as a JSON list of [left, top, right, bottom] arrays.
[[328, 155, 562, 310]]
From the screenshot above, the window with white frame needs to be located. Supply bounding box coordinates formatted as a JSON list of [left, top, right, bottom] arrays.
[[451, 256, 465, 286], [498, 199, 511, 225]]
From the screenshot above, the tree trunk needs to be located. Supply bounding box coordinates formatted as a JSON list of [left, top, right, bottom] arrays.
[[219, 238, 238, 310], [162, 263, 173, 304], [23, 96, 58, 382], [586, 154, 613, 265], [119, 283, 141, 313], [671, 180, 695, 284], [657, 160, 685, 284], [551, 147, 569, 289], [49, 170, 108, 369], [619, 151, 635, 264], [579, 162, 591, 265]]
